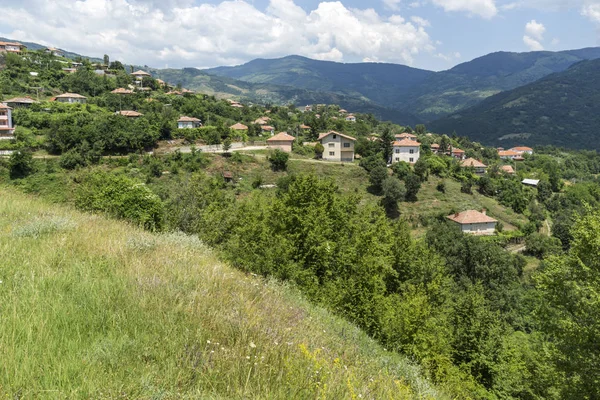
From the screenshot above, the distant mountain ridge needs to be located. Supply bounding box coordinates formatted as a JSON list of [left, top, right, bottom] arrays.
[[428, 59, 600, 149]]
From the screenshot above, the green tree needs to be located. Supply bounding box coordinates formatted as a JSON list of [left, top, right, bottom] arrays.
[[8, 150, 34, 179], [415, 124, 426, 135], [369, 166, 389, 194], [103, 54, 109, 66], [314, 142, 324, 159], [404, 173, 421, 201], [222, 137, 232, 154], [381, 177, 405, 217], [268, 149, 289, 171], [380, 126, 394, 162], [413, 158, 429, 182]]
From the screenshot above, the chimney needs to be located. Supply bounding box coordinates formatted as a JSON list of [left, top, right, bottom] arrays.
[[455, 212, 459, 217], [481, 208, 487, 215]]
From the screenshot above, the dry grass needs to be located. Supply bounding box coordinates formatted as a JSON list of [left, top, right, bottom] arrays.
[[0, 187, 444, 399]]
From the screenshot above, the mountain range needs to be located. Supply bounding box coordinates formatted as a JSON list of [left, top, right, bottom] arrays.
[[429, 58, 600, 149]]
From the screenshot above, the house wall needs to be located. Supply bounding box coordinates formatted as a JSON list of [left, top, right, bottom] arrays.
[[0, 107, 14, 138], [321, 134, 355, 162], [459, 222, 496, 236], [57, 97, 86, 104], [178, 122, 194, 129], [392, 146, 420, 164], [268, 141, 293, 153]]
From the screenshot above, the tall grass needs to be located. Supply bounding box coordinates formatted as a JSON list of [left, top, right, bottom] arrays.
[[0, 188, 444, 399]]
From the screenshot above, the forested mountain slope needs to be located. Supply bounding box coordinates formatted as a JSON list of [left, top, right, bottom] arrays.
[[428, 59, 600, 149]]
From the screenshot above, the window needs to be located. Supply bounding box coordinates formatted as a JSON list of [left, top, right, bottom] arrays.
[[409, 158, 414, 163], [395, 157, 399, 162], [329, 151, 335, 156], [343, 143, 350, 148], [329, 143, 335, 148], [395, 149, 400, 153], [333, 134, 337, 139], [409, 149, 414, 154]]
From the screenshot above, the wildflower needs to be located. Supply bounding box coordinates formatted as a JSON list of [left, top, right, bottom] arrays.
[[246, 356, 250, 360], [221, 347, 225, 351], [249, 342, 256, 348], [207, 340, 211, 344]]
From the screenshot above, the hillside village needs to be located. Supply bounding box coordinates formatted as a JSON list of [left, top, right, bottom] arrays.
[[3, 43, 600, 399]]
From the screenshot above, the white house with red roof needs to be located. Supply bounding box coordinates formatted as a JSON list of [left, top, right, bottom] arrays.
[[392, 138, 421, 164], [0, 103, 15, 139], [177, 116, 202, 129], [345, 114, 356, 122], [509, 146, 533, 155], [447, 210, 497, 236], [318, 131, 356, 162]]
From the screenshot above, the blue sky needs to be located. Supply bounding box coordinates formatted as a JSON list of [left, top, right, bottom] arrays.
[[1, 0, 599, 71]]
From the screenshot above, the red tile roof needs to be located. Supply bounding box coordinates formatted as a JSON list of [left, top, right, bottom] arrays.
[[261, 125, 275, 131], [501, 165, 515, 174], [3, 96, 37, 104], [56, 92, 87, 99], [395, 132, 417, 138], [111, 88, 133, 94], [267, 132, 295, 142], [131, 70, 151, 76], [510, 146, 533, 152], [451, 147, 465, 153], [230, 123, 248, 130], [178, 116, 201, 122], [393, 138, 421, 147], [499, 150, 519, 157], [318, 131, 356, 141], [447, 210, 497, 224], [116, 110, 143, 117], [460, 158, 487, 168]]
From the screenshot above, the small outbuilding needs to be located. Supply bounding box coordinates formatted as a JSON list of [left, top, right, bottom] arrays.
[[267, 132, 295, 153]]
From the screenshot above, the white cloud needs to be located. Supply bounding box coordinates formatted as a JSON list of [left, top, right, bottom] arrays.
[[435, 51, 462, 61], [0, 0, 435, 68], [523, 19, 545, 50], [411, 16, 431, 26], [525, 19, 546, 40], [430, 0, 498, 18], [383, 0, 403, 10], [582, 3, 600, 22]]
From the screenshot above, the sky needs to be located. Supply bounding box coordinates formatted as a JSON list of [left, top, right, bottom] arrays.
[[1, 0, 599, 71]]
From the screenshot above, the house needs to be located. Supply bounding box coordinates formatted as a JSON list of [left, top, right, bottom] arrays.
[[131, 70, 151, 80], [111, 88, 134, 94], [230, 123, 249, 131], [116, 110, 143, 118], [0, 103, 15, 139], [231, 103, 244, 108], [395, 132, 418, 141], [304, 105, 313, 112], [392, 138, 421, 164], [254, 118, 268, 125], [501, 165, 516, 175], [261, 125, 275, 135], [62, 68, 77, 74], [0, 41, 26, 54], [447, 210, 497, 236], [156, 79, 166, 87], [3, 97, 37, 108], [522, 179, 540, 187], [267, 132, 295, 153], [55, 93, 87, 104], [318, 131, 356, 162], [345, 114, 356, 122], [300, 124, 311, 131], [45, 47, 63, 56], [510, 146, 534, 156], [460, 158, 487, 175], [339, 109, 348, 115], [498, 150, 520, 160], [431, 143, 440, 153], [177, 116, 202, 129], [451, 147, 465, 160]]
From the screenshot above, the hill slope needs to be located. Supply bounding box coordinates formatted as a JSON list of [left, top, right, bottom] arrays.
[[0, 187, 443, 398], [152, 66, 422, 125], [206, 55, 434, 107], [398, 48, 600, 120], [428, 59, 600, 149]]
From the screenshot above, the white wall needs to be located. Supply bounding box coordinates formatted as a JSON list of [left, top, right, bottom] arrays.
[[460, 222, 496, 235], [392, 146, 420, 164]]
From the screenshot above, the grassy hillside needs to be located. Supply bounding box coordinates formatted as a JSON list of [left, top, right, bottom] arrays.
[[0, 187, 443, 398], [428, 59, 600, 149]]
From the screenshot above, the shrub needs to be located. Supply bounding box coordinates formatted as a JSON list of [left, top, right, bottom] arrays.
[[268, 149, 289, 171], [391, 161, 411, 179], [59, 149, 86, 170], [369, 166, 389, 194], [9, 150, 34, 179], [404, 173, 421, 201], [436, 181, 446, 193], [360, 154, 386, 172]]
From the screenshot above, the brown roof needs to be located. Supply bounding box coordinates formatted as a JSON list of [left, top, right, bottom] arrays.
[[447, 210, 497, 224], [318, 131, 356, 141], [460, 158, 487, 168], [498, 150, 519, 157], [111, 88, 133, 94], [393, 138, 421, 147], [267, 132, 295, 142], [451, 147, 465, 153], [510, 146, 533, 152], [254, 118, 267, 125], [55, 92, 87, 99], [501, 165, 515, 174], [3, 97, 37, 104], [131, 70, 151, 76], [230, 123, 248, 130], [431, 143, 440, 148], [300, 124, 311, 129], [178, 116, 201, 122], [117, 110, 143, 117], [231, 103, 244, 108], [261, 125, 275, 131], [223, 171, 234, 179], [0, 103, 11, 109], [395, 132, 417, 138]]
